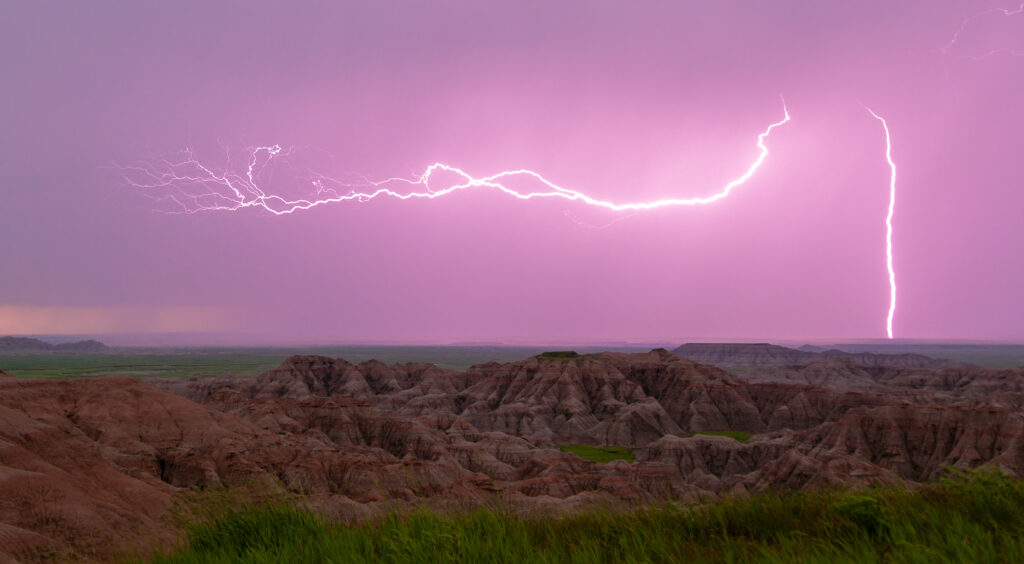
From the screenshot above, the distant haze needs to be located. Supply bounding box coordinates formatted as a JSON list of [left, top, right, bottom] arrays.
[[1, 1, 1022, 342]]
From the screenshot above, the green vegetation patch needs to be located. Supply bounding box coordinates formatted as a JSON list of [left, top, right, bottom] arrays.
[[558, 444, 635, 463], [537, 351, 580, 360], [693, 430, 752, 443], [148, 470, 1024, 563]]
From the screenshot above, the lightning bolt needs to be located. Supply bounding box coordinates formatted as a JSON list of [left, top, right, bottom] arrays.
[[864, 107, 898, 340], [118, 101, 791, 216], [118, 99, 901, 339], [943, 2, 1024, 59]]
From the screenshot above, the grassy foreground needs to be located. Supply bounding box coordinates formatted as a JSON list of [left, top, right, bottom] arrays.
[[148, 470, 1024, 563]]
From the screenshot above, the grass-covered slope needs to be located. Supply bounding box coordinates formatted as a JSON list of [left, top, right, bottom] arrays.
[[149, 470, 1024, 563], [558, 444, 635, 463]]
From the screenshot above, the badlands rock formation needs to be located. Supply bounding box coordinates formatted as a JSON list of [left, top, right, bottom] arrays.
[[1, 348, 1022, 560], [673, 342, 963, 370]]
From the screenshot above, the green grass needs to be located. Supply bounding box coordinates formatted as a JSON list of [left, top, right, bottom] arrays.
[[0, 345, 656, 379], [693, 430, 752, 443], [558, 444, 635, 463], [147, 470, 1024, 563]]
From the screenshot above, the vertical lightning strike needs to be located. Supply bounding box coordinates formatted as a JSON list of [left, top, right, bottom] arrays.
[[865, 107, 898, 340]]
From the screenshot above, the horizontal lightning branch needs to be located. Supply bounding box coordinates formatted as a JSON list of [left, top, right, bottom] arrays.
[[117, 102, 790, 216]]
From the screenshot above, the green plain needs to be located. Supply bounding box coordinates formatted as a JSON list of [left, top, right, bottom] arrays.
[[0, 345, 654, 379]]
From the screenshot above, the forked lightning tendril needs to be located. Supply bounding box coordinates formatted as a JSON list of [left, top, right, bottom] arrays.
[[943, 2, 1024, 59], [119, 103, 790, 216]]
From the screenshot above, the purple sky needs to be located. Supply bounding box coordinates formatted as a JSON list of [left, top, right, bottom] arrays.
[[2, 1, 1022, 344]]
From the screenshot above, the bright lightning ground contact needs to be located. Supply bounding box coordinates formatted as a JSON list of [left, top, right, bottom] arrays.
[[865, 107, 898, 340]]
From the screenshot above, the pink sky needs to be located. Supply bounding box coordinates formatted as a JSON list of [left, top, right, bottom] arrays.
[[1, 1, 1022, 344]]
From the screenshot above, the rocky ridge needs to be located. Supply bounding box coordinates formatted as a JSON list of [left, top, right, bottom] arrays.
[[0, 337, 109, 354], [672, 342, 964, 370]]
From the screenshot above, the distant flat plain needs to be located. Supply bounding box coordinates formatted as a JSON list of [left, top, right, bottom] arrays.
[[2, 343, 1023, 379], [0, 345, 654, 378]]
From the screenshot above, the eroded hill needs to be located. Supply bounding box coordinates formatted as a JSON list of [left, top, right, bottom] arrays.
[[1, 348, 1023, 560]]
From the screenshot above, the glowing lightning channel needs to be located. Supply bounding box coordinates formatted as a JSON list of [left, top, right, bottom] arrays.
[[118, 102, 790, 216], [864, 107, 898, 340]]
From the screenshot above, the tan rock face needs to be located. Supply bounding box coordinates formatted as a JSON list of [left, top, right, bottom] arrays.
[[2, 350, 1024, 560]]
